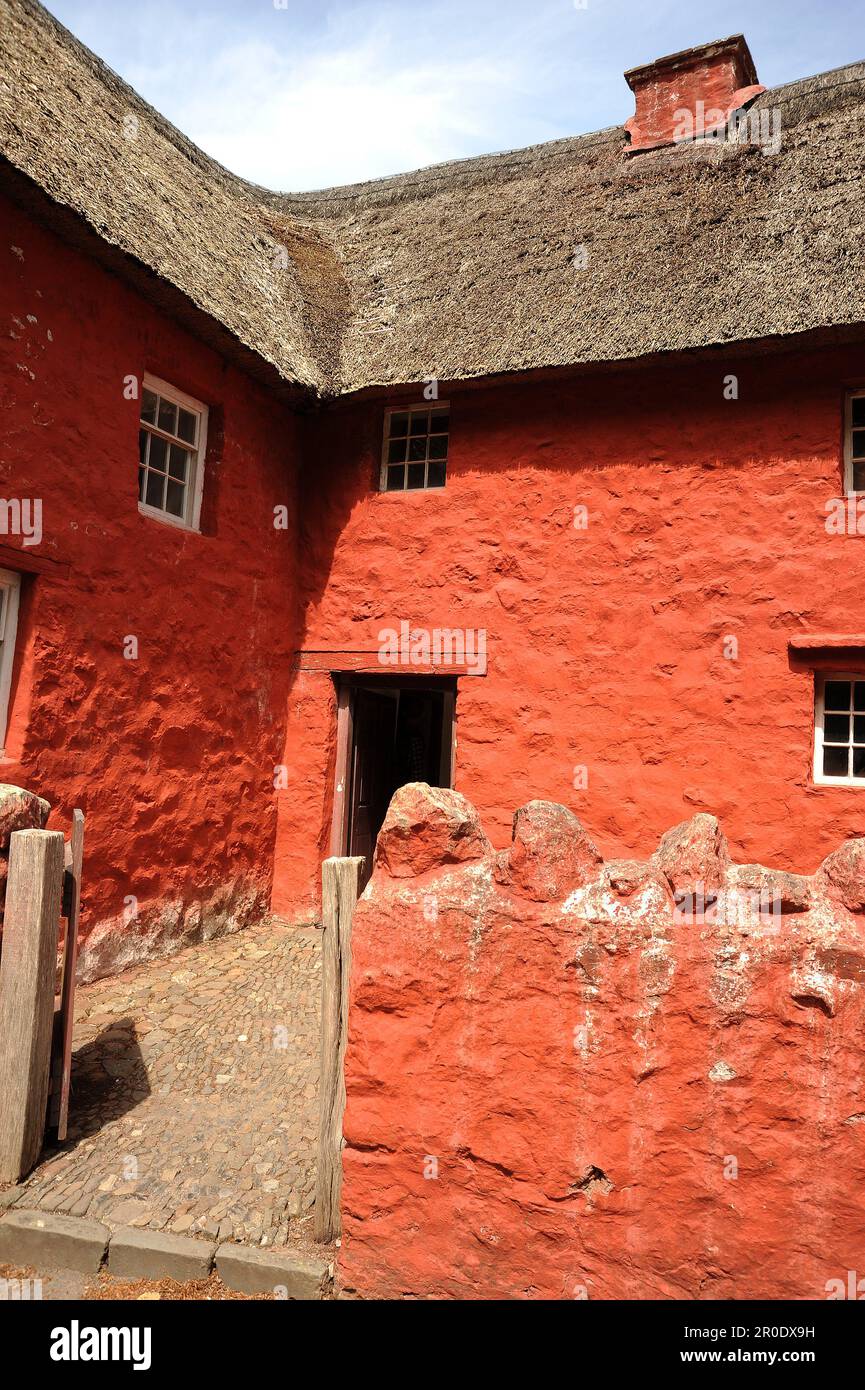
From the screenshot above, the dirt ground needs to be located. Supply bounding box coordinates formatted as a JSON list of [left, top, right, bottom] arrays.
[[0, 1259, 272, 1300]]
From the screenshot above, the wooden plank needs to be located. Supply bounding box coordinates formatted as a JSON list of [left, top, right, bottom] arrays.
[[314, 855, 363, 1243], [0, 829, 65, 1183], [0, 544, 70, 579], [440, 688, 457, 788], [52, 810, 83, 1140], [295, 650, 478, 676], [329, 685, 353, 858]]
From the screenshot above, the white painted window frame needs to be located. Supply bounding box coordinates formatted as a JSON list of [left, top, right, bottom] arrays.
[[843, 389, 865, 496], [813, 670, 865, 788], [380, 401, 450, 493], [138, 373, 208, 533], [0, 567, 22, 755]]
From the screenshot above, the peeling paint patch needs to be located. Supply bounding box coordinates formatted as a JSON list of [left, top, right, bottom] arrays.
[[790, 964, 837, 1017], [708, 1060, 737, 1082]]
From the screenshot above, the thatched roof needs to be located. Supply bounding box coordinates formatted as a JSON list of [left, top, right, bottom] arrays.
[[2, 0, 864, 398]]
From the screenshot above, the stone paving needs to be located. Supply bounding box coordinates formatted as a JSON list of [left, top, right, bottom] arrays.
[[13, 919, 322, 1250]]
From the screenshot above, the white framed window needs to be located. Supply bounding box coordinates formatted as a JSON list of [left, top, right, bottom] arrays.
[[138, 374, 208, 531], [844, 391, 865, 495], [380, 403, 449, 492], [813, 672, 865, 785], [0, 568, 22, 754]]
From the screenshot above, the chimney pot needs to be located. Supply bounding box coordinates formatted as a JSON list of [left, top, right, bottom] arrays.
[[624, 34, 764, 155]]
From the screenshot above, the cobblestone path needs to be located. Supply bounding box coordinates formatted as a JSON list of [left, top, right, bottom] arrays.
[[16, 920, 321, 1250]]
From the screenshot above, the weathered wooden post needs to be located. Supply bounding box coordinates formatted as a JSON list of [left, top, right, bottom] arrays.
[[314, 855, 363, 1243], [0, 828, 65, 1183], [49, 808, 84, 1140]]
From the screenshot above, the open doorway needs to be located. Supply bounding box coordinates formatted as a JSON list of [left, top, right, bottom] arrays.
[[332, 676, 456, 889]]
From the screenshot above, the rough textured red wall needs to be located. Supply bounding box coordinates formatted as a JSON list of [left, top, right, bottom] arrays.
[[0, 196, 300, 976], [274, 346, 865, 919], [274, 670, 337, 921], [6, 197, 865, 967], [339, 783, 865, 1300]]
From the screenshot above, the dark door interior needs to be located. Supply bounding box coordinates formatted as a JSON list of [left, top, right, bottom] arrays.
[[348, 689, 399, 881], [346, 681, 454, 888]]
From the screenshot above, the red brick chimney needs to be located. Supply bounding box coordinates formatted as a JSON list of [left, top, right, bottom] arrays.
[[624, 34, 764, 155]]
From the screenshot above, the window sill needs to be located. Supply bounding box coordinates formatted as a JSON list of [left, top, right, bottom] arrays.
[[377, 485, 448, 496], [789, 636, 865, 674], [789, 634, 865, 652], [138, 502, 201, 535]]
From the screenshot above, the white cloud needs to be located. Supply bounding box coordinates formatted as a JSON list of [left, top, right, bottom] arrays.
[[45, 0, 630, 189], [160, 30, 522, 189]]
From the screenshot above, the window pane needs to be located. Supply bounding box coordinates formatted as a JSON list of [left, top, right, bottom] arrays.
[[383, 404, 450, 491], [168, 444, 189, 481], [853, 398, 865, 428], [854, 747, 865, 777], [853, 429, 865, 459], [407, 463, 426, 489], [824, 713, 850, 744], [138, 429, 148, 465], [141, 389, 157, 424], [157, 397, 178, 435], [854, 715, 865, 744], [177, 408, 197, 444], [165, 480, 185, 518], [145, 470, 164, 509], [824, 680, 850, 711], [856, 683, 865, 712], [854, 461, 865, 492], [148, 435, 168, 473], [823, 745, 849, 777], [138, 466, 146, 502]]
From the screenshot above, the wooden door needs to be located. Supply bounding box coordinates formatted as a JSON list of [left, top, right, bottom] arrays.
[[348, 689, 399, 888]]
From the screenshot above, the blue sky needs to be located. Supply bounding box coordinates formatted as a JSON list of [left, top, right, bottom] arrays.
[[44, 0, 865, 190]]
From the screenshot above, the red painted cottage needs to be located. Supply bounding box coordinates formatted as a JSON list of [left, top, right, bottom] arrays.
[[2, 3, 865, 977]]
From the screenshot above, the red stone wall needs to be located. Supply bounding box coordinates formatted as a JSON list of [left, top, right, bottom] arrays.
[[275, 670, 338, 923], [0, 196, 300, 976], [338, 784, 865, 1300], [6, 189, 865, 982], [273, 345, 865, 918]]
